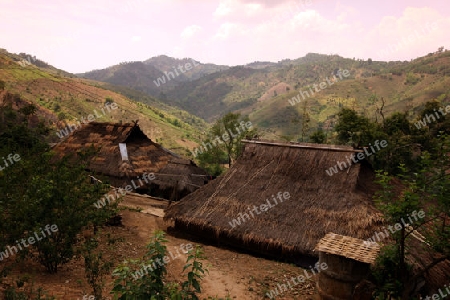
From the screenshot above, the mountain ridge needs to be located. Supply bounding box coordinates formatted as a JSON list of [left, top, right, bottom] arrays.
[[77, 49, 450, 141]]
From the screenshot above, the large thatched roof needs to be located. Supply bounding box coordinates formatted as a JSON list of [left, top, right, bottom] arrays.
[[165, 139, 384, 260], [52, 122, 208, 199]]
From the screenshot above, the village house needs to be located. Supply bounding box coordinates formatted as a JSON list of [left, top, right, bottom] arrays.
[[164, 139, 450, 295], [52, 121, 209, 200]]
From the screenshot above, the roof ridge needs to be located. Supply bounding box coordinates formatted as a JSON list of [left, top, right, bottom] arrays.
[[242, 139, 363, 152]]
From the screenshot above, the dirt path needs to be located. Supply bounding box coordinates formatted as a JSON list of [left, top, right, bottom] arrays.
[[119, 195, 251, 299], [120, 194, 320, 300]]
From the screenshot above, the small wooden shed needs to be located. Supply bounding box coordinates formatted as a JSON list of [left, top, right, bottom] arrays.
[[315, 233, 380, 300]]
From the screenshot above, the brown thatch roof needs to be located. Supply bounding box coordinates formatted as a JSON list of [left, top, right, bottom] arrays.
[[52, 122, 208, 198], [164, 139, 384, 259]]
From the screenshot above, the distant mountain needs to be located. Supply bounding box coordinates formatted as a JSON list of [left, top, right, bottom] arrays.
[[245, 61, 278, 69], [79, 55, 229, 98], [77, 50, 450, 142], [143, 55, 229, 80]]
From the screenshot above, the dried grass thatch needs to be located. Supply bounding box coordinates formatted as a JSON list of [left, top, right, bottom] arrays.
[[52, 122, 208, 199], [165, 140, 385, 261]]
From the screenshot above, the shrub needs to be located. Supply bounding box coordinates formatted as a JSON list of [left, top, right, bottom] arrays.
[[111, 231, 208, 300]]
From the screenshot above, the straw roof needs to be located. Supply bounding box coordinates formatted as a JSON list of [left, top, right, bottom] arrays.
[[315, 233, 380, 264], [52, 122, 208, 197], [165, 139, 384, 259]]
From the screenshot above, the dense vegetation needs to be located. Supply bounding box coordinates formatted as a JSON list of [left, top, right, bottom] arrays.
[[0, 101, 118, 297], [331, 102, 450, 298]]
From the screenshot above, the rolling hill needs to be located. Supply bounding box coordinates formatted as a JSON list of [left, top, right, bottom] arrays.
[[79, 50, 450, 142], [0, 49, 208, 155], [79, 55, 229, 99]]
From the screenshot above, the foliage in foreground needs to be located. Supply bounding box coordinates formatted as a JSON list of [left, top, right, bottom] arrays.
[[2, 275, 55, 300], [371, 135, 450, 299], [111, 230, 210, 300], [81, 233, 114, 300], [0, 102, 118, 274]]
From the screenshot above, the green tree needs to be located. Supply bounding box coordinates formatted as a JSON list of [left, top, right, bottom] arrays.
[[300, 100, 311, 142], [1, 148, 114, 273], [378, 112, 418, 174], [196, 141, 227, 176], [0, 100, 116, 273], [334, 108, 424, 174], [334, 108, 378, 147], [208, 112, 256, 167], [372, 136, 450, 298], [310, 129, 326, 144], [405, 72, 420, 85]]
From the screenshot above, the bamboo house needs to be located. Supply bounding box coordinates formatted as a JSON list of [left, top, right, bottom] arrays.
[[164, 139, 385, 264], [52, 121, 209, 200]]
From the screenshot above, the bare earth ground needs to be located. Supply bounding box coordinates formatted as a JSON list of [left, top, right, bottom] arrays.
[[0, 194, 320, 300]]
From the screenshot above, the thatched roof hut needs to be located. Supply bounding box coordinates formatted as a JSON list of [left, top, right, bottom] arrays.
[[52, 121, 209, 200], [164, 139, 384, 264]]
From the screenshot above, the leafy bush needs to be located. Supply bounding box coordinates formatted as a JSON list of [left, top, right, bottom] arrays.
[[3, 277, 55, 300], [372, 142, 450, 298], [0, 102, 117, 273], [310, 129, 326, 143], [81, 234, 113, 300], [371, 245, 403, 299], [111, 231, 208, 300], [405, 72, 420, 85]]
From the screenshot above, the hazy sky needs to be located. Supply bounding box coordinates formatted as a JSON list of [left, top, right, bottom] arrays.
[[1, 0, 449, 73]]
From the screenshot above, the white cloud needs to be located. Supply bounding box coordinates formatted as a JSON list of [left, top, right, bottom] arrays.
[[214, 0, 234, 17], [290, 9, 350, 32], [335, 2, 359, 22], [368, 7, 450, 60], [181, 25, 202, 39], [214, 23, 239, 40], [131, 35, 142, 42], [214, 0, 264, 19]]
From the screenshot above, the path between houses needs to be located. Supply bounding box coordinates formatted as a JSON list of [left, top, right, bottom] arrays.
[[120, 194, 320, 300], [120, 196, 252, 299]]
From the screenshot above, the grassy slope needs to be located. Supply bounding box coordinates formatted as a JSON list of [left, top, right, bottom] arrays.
[[0, 50, 205, 156], [160, 52, 449, 140], [245, 53, 450, 140]]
